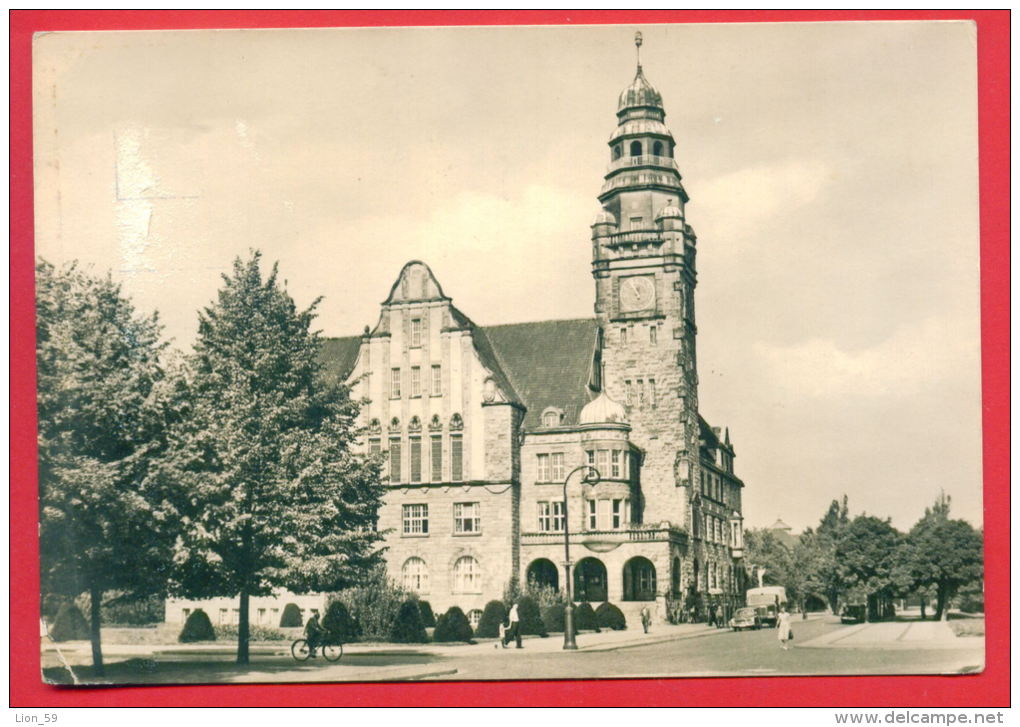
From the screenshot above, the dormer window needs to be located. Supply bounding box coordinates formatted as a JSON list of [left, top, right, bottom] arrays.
[[540, 408, 563, 428]]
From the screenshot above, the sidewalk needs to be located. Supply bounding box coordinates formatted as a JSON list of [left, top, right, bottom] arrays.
[[798, 620, 983, 650]]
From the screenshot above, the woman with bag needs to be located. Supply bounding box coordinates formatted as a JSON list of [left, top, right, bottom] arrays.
[[777, 606, 793, 650]]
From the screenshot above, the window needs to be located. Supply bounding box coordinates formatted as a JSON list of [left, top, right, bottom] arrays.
[[620, 327, 628, 345], [389, 438, 402, 482], [468, 609, 484, 629], [369, 438, 381, 457], [431, 364, 442, 395], [587, 499, 597, 530], [612, 499, 627, 529], [402, 504, 429, 535], [454, 502, 481, 534], [181, 608, 191, 623], [538, 501, 565, 532], [611, 450, 621, 478], [431, 435, 442, 481], [218, 608, 228, 625], [586, 450, 595, 467], [453, 556, 481, 593], [649, 325, 658, 345], [410, 366, 421, 397], [537, 453, 550, 481], [648, 379, 656, 407], [402, 557, 429, 592], [625, 380, 633, 405], [390, 368, 401, 398], [542, 410, 560, 427], [409, 437, 422, 483], [613, 144, 622, 160], [410, 318, 423, 347], [550, 452, 566, 481], [257, 608, 266, 625], [450, 434, 464, 482], [630, 216, 643, 229], [637, 378, 645, 405], [596, 449, 609, 478], [652, 140, 663, 156], [630, 140, 642, 156]]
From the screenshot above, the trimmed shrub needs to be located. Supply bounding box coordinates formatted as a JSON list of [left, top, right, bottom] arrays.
[[279, 603, 303, 628], [574, 602, 601, 633], [474, 600, 507, 638], [178, 609, 216, 643], [595, 601, 627, 631], [418, 600, 436, 628], [50, 602, 90, 641], [322, 600, 357, 643], [390, 599, 428, 644], [214, 623, 286, 641], [433, 606, 475, 643], [517, 596, 547, 637], [541, 603, 565, 633]]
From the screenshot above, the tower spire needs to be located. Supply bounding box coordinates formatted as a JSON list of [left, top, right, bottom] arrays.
[[635, 31, 643, 72]]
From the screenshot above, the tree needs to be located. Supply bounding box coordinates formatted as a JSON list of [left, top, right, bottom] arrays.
[[159, 252, 384, 664], [813, 495, 851, 611], [835, 515, 902, 620], [899, 494, 983, 620], [36, 260, 180, 675]]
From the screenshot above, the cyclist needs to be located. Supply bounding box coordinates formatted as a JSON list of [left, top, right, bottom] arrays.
[[304, 612, 323, 658]]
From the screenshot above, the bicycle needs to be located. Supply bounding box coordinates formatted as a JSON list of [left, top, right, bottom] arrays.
[[291, 638, 343, 662]]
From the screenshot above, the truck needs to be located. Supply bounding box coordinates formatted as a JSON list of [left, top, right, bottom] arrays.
[[746, 586, 788, 626]]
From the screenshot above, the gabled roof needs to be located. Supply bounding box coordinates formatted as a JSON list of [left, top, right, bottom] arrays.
[[481, 318, 599, 430], [319, 336, 362, 383]]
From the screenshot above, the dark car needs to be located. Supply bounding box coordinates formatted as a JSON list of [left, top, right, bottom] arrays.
[[840, 604, 866, 624], [729, 607, 761, 631]]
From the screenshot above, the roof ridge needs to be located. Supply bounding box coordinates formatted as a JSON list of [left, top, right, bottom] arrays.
[[479, 316, 597, 330]]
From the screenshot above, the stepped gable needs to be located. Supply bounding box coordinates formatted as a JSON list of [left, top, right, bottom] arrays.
[[480, 318, 599, 431]]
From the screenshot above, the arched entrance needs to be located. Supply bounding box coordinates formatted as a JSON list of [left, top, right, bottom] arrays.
[[623, 557, 657, 601], [526, 558, 559, 591], [573, 558, 608, 602]]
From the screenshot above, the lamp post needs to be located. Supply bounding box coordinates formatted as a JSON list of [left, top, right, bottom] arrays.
[[562, 464, 600, 650]]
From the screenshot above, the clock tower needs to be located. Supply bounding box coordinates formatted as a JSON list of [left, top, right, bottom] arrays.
[[591, 33, 701, 531]]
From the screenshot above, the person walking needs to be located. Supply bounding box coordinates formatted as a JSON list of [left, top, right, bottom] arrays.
[[640, 606, 652, 634], [777, 606, 793, 650], [503, 602, 522, 649]]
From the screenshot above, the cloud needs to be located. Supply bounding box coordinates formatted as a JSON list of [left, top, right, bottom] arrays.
[[694, 159, 833, 243], [751, 314, 979, 399]]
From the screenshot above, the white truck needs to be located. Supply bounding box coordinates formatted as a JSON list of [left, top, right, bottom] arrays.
[[746, 586, 788, 626]]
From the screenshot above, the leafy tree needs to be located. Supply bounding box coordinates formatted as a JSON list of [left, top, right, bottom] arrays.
[[899, 494, 983, 620], [159, 252, 384, 664], [36, 260, 181, 675], [813, 495, 851, 611], [835, 515, 903, 620]]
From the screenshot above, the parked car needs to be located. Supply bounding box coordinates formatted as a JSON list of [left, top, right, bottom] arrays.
[[729, 607, 761, 631], [840, 604, 866, 624]]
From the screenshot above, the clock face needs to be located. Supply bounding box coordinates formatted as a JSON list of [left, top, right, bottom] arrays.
[[619, 275, 656, 312]]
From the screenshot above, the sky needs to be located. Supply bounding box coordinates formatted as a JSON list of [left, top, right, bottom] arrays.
[[32, 22, 982, 532]]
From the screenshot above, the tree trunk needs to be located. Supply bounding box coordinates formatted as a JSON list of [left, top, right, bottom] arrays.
[[237, 589, 250, 665], [934, 584, 948, 621], [920, 595, 927, 620], [88, 584, 105, 676]]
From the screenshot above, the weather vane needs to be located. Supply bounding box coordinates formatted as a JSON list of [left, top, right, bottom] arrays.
[[635, 31, 643, 69]]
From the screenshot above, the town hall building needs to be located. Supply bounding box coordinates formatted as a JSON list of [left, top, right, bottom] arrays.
[[167, 38, 748, 628]]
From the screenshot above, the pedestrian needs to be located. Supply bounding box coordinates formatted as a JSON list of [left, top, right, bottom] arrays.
[[708, 603, 717, 627], [777, 606, 793, 650], [497, 618, 507, 649], [640, 606, 651, 634], [503, 601, 522, 649]]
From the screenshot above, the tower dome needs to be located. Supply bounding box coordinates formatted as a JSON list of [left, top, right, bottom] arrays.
[[655, 204, 683, 221], [617, 66, 663, 115], [579, 391, 628, 425]]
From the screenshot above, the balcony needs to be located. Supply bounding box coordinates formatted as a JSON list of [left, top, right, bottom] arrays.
[[607, 154, 679, 174], [604, 229, 664, 246], [522, 524, 687, 549]]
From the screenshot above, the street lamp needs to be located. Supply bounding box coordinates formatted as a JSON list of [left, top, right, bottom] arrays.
[[562, 464, 600, 650]]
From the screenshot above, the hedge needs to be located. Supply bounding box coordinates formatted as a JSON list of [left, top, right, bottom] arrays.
[[517, 596, 547, 637], [322, 600, 357, 643], [541, 603, 565, 633], [574, 602, 601, 632], [418, 600, 436, 628]]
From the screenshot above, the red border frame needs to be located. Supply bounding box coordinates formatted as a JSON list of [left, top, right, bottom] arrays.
[[10, 10, 1009, 707]]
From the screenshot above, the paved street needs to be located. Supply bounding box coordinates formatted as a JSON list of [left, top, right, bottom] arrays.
[[42, 614, 983, 685]]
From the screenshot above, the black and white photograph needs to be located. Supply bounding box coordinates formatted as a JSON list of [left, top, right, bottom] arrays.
[[33, 21, 985, 686]]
